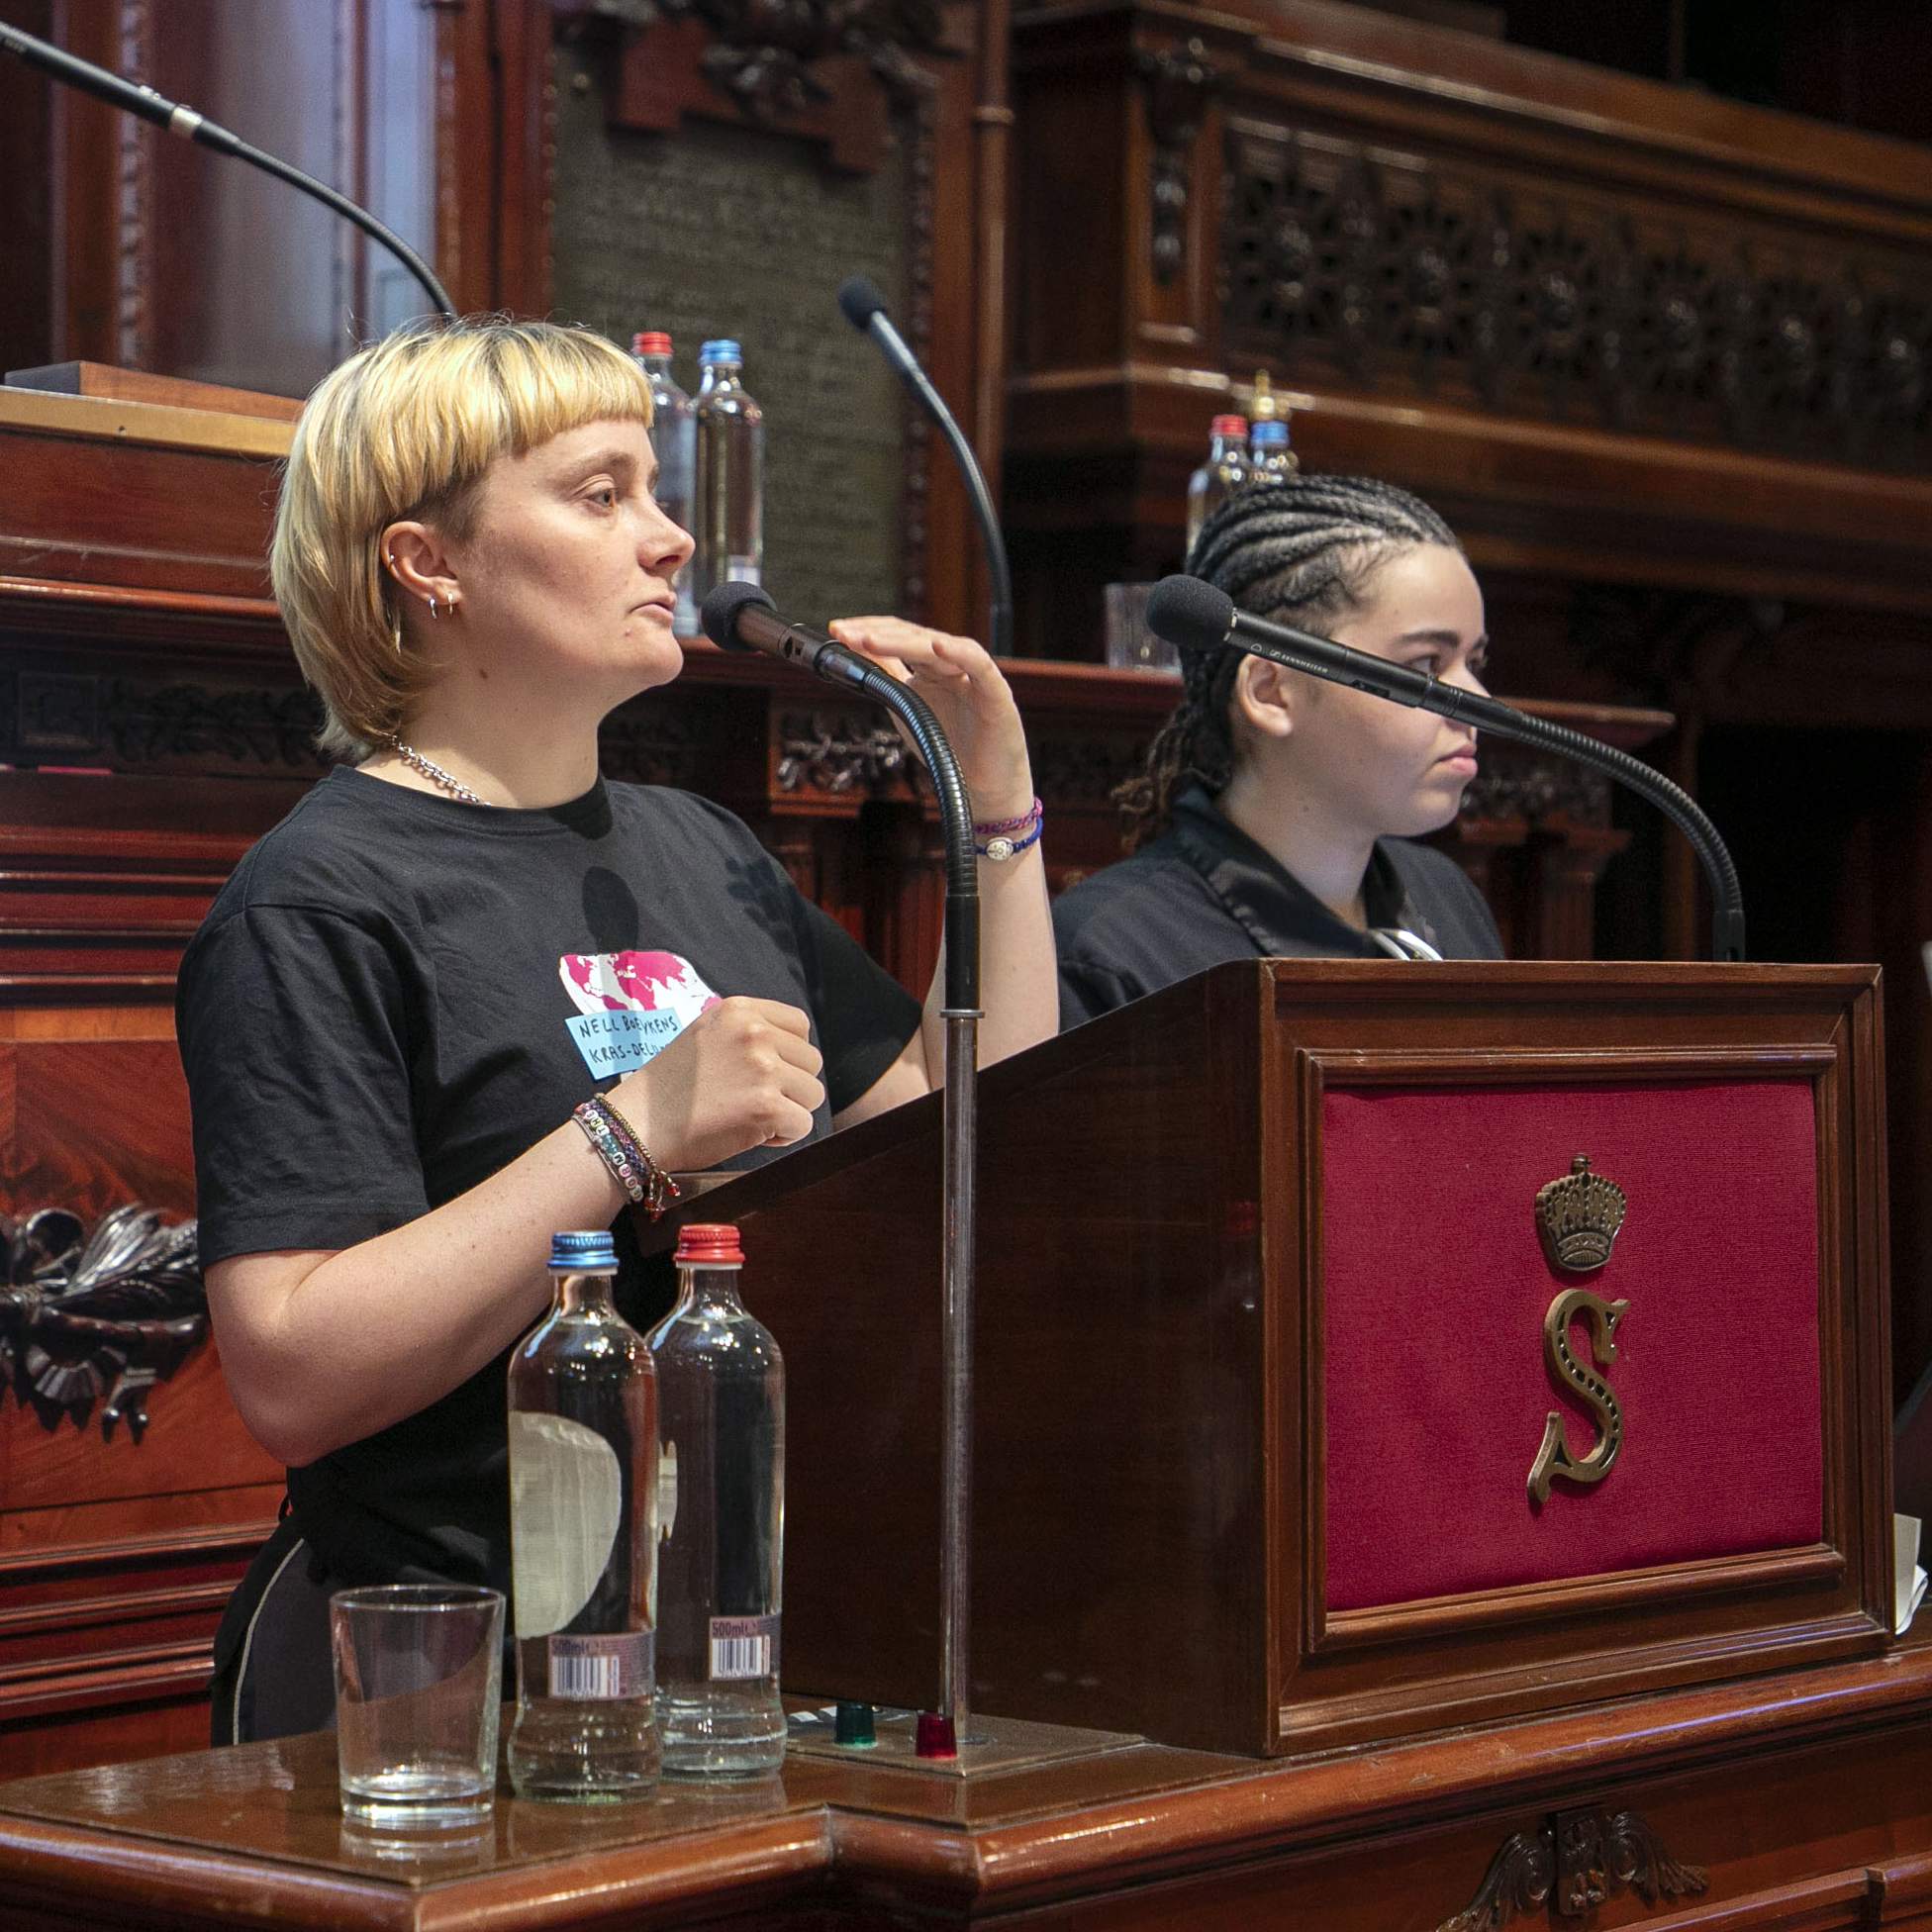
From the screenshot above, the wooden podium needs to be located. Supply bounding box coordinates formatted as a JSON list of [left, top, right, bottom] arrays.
[[0, 957, 1919, 1932], [647, 959, 1892, 1758]]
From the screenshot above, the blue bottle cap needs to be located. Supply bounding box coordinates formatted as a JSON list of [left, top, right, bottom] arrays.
[[1251, 420, 1290, 444], [698, 338, 741, 364], [548, 1230, 618, 1270]]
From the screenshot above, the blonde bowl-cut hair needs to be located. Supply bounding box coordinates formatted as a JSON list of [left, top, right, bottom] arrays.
[[270, 316, 655, 762]]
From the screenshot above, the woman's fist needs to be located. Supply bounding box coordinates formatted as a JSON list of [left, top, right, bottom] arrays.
[[610, 997, 823, 1171]]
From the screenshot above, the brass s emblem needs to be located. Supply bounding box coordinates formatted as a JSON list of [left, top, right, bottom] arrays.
[[1528, 1155, 1631, 1506], [1527, 1287, 1630, 1504]]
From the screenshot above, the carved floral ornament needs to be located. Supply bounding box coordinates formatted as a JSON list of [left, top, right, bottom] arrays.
[[565, 0, 954, 119], [0, 1207, 206, 1442], [1438, 1805, 1706, 1932]]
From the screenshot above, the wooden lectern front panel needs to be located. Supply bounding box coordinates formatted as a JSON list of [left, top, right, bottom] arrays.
[[653, 960, 1891, 1759]]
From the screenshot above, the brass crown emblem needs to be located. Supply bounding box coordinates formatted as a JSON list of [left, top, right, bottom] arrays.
[[1534, 1154, 1627, 1272]]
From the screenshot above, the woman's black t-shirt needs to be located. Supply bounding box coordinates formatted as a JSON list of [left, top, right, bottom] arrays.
[[176, 767, 921, 1594], [1054, 785, 1504, 1027]]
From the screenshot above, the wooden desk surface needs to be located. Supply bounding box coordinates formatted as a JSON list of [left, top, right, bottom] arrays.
[[7, 1647, 1932, 1930]]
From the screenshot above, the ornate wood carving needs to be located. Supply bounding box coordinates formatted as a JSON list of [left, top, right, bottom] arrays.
[[1137, 37, 1218, 288], [1438, 1805, 1707, 1932], [1223, 120, 1932, 473], [1028, 730, 1152, 812], [597, 705, 703, 790], [775, 710, 911, 796], [595, 2, 950, 176], [0, 1206, 204, 1442], [1460, 745, 1612, 829], [656, 0, 953, 117], [1437, 1827, 1552, 1932], [2, 671, 325, 775]]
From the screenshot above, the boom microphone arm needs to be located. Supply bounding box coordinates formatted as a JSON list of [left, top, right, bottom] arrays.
[[0, 16, 455, 322]]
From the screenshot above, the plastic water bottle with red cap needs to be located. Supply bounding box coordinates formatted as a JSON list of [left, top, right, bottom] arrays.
[[1185, 413, 1250, 557], [630, 331, 697, 634], [506, 1230, 660, 1798], [648, 1221, 786, 1777]]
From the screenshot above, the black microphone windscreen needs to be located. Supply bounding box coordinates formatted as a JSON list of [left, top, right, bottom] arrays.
[[1144, 575, 1236, 655], [837, 276, 890, 332], [700, 580, 777, 651]]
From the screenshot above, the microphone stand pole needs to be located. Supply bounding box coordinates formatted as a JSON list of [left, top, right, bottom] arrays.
[[700, 592, 980, 1747], [822, 666, 981, 1749]]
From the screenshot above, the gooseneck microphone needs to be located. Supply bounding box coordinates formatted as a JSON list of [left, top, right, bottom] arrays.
[[701, 579, 984, 1750], [0, 16, 455, 322], [1144, 574, 1748, 963], [837, 275, 1014, 661], [702, 582, 979, 993]]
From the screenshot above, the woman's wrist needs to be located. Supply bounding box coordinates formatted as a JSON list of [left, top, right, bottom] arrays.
[[967, 768, 1036, 824], [573, 1092, 680, 1219], [973, 795, 1044, 863]]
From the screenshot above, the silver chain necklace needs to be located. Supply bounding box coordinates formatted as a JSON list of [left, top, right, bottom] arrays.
[[388, 738, 485, 806]]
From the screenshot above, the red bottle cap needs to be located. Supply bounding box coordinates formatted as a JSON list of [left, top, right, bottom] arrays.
[[632, 331, 673, 357], [1210, 414, 1248, 436], [915, 1711, 957, 1758], [673, 1222, 743, 1265]]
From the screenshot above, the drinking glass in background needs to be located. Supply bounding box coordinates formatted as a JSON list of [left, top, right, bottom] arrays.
[[332, 1585, 505, 1826], [1104, 582, 1178, 673]]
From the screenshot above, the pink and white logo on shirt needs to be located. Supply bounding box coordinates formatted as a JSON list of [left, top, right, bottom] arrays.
[[558, 949, 720, 1078]]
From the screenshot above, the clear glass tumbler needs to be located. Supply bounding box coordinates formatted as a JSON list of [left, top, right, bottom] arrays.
[[331, 1584, 505, 1826]]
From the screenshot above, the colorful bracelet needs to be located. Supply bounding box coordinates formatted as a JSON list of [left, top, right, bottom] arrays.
[[973, 796, 1042, 836], [573, 1096, 681, 1219], [974, 796, 1044, 862]]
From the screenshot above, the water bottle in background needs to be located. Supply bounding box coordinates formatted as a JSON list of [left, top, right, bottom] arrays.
[[649, 1221, 785, 1778], [506, 1230, 659, 1799], [631, 331, 697, 633], [1247, 367, 1285, 434], [1186, 414, 1249, 558], [1248, 418, 1298, 483], [691, 339, 765, 606]]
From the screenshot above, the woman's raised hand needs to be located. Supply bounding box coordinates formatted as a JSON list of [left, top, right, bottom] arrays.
[[612, 997, 823, 1171], [826, 617, 1034, 823]]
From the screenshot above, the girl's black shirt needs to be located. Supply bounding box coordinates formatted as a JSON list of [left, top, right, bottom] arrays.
[[176, 767, 920, 1593], [1053, 785, 1504, 1027]]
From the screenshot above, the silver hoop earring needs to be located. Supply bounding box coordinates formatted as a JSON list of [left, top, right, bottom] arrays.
[[427, 594, 441, 622]]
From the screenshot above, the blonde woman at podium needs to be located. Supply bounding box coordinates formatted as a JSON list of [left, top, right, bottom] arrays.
[[1054, 474, 1502, 1026], [174, 317, 1056, 1744]]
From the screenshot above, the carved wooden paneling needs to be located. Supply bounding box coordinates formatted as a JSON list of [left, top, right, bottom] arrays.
[[1222, 119, 1932, 475], [1008, 0, 1932, 629]]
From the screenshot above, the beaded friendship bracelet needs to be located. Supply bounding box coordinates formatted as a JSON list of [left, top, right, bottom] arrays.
[[973, 795, 1044, 863], [573, 1095, 681, 1219]]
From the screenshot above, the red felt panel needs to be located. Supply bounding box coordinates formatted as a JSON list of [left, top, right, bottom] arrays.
[[1320, 1081, 1821, 1610]]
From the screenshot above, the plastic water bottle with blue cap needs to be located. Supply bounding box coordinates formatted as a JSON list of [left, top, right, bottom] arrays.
[[692, 338, 764, 607], [506, 1229, 660, 1798]]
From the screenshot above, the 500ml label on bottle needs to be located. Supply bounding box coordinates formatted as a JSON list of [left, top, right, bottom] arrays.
[[709, 1614, 779, 1681], [547, 1630, 653, 1700]]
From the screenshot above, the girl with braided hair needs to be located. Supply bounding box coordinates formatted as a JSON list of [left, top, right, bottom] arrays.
[[1055, 472, 1502, 1025]]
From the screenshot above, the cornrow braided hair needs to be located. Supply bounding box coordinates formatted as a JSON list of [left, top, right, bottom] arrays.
[[1114, 472, 1461, 850]]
